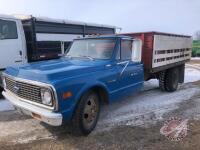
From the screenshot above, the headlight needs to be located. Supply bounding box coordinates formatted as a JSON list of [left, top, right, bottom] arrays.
[[41, 88, 52, 106]]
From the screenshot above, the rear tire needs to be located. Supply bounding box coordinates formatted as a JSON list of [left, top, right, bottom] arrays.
[[159, 71, 166, 91], [165, 67, 179, 92], [71, 91, 100, 136]]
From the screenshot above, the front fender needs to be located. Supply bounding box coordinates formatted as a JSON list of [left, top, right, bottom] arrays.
[[54, 78, 109, 122], [74, 81, 110, 104]]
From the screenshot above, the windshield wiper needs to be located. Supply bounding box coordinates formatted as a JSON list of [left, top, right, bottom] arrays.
[[78, 55, 94, 61]]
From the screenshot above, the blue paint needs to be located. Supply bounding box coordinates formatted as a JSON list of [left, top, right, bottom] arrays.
[[4, 36, 144, 123]]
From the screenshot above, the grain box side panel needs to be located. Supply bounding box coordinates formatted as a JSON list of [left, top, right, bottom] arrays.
[[152, 33, 192, 71]]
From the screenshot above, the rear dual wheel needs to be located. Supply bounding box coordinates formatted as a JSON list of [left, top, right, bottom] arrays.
[[159, 71, 166, 91], [165, 68, 179, 92], [159, 67, 179, 92]]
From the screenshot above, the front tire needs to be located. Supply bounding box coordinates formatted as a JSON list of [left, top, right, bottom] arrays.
[[71, 91, 100, 136]]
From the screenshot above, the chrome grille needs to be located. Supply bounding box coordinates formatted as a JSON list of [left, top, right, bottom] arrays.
[[5, 77, 42, 103]]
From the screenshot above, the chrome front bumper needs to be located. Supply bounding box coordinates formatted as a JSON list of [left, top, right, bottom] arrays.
[[3, 90, 62, 126]]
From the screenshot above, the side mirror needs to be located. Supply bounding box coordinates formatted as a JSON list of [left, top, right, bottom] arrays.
[[132, 39, 142, 62]]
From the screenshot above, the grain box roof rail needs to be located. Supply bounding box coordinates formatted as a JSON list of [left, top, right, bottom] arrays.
[[122, 31, 191, 38], [14, 14, 116, 29]]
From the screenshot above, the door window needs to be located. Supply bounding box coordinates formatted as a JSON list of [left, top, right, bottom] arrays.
[[0, 19, 18, 40], [121, 40, 132, 60]]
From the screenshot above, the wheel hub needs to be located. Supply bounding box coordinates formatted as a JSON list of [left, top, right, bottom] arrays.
[[83, 96, 98, 127]]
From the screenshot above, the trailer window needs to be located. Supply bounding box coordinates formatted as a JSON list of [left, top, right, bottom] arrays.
[[0, 20, 18, 40], [121, 40, 132, 60]]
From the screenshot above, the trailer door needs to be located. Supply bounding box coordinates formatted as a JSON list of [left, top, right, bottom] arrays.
[[0, 18, 24, 69]]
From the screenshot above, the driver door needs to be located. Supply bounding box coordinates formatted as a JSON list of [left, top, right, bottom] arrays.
[[115, 39, 143, 96]]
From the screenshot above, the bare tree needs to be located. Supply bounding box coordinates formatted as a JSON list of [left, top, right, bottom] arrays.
[[194, 31, 200, 40]]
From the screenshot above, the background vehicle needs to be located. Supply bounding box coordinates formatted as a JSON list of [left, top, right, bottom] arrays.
[[0, 14, 116, 88], [2, 32, 192, 135]]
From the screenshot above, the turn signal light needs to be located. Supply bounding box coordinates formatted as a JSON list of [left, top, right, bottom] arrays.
[[63, 91, 72, 99], [32, 112, 42, 120]]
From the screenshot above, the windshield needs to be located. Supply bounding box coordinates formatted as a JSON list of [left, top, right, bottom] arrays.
[[65, 38, 116, 60]]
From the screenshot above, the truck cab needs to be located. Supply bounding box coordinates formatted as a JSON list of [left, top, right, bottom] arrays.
[[0, 15, 27, 89], [2, 35, 144, 135], [0, 15, 27, 72]]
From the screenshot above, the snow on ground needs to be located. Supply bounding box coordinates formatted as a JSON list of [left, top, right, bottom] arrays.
[[96, 83, 200, 132], [142, 79, 158, 91], [185, 67, 200, 83], [191, 57, 200, 60], [187, 63, 200, 69], [0, 99, 14, 112]]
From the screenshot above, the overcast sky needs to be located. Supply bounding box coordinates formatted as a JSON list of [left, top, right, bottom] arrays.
[[0, 0, 199, 36]]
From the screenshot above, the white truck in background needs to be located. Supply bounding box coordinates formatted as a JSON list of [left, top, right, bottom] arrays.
[[0, 14, 116, 91]]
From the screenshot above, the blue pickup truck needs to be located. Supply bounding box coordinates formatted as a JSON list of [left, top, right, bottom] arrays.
[[2, 32, 192, 135]]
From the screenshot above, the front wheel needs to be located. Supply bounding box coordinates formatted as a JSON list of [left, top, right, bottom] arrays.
[[71, 91, 100, 136]]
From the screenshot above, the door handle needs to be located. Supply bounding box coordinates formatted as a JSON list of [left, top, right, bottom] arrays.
[[105, 64, 115, 69], [19, 51, 22, 56]]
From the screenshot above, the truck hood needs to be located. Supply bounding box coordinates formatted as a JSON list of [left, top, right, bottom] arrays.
[[5, 58, 109, 83]]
